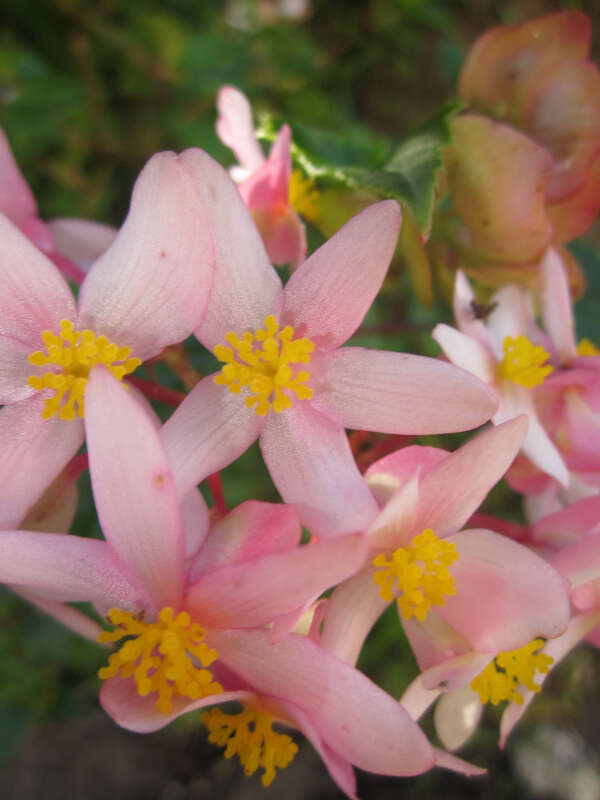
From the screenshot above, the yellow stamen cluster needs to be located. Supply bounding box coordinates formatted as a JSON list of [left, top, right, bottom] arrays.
[[288, 169, 320, 222], [577, 338, 600, 357], [98, 607, 222, 713], [202, 706, 298, 787], [498, 334, 554, 388], [470, 638, 554, 705], [372, 529, 459, 622], [213, 314, 314, 416], [27, 319, 141, 420]]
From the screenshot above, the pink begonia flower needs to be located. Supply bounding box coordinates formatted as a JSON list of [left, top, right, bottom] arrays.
[[0, 148, 220, 530], [160, 153, 497, 537], [216, 85, 310, 267], [0, 368, 435, 796], [433, 267, 569, 488]]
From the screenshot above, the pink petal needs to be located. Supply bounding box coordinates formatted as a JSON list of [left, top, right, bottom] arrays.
[[400, 675, 441, 720], [238, 125, 291, 210], [533, 495, 600, 548], [0, 396, 84, 529], [215, 86, 265, 172], [365, 445, 449, 506], [85, 367, 185, 609], [0, 127, 37, 227], [432, 324, 496, 384], [433, 747, 486, 776], [365, 474, 420, 551], [540, 248, 577, 364], [208, 630, 435, 776], [186, 533, 366, 629], [312, 347, 498, 433], [403, 615, 474, 675], [14, 588, 103, 644], [486, 285, 537, 357], [180, 487, 210, 559], [47, 218, 117, 272], [0, 335, 39, 403], [452, 269, 492, 346], [549, 532, 600, 610], [260, 402, 379, 538], [434, 685, 483, 751], [281, 201, 401, 350], [178, 148, 282, 350], [160, 375, 262, 498], [78, 151, 215, 361]]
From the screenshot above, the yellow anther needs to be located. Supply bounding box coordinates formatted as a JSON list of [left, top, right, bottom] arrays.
[[213, 315, 314, 416], [372, 529, 459, 622], [27, 319, 141, 420], [498, 335, 554, 388], [288, 169, 320, 222], [202, 706, 298, 787], [98, 607, 222, 713], [470, 638, 554, 705], [577, 338, 600, 357]]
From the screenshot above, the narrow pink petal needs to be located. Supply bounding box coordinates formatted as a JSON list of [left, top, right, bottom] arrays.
[[400, 675, 441, 720], [0, 214, 76, 347], [260, 402, 379, 538], [78, 151, 215, 361], [439, 529, 570, 652], [0, 396, 84, 529], [178, 148, 283, 349], [0, 127, 37, 226], [434, 685, 483, 752], [47, 218, 117, 272], [189, 500, 301, 578], [281, 201, 401, 350], [160, 375, 262, 498], [418, 651, 492, 691], [540, 248, 577, 364], [85, 367, 185, 609], [180, 487, 210, 559], [312, 347, 498, 434], [0, 335, 39, 402], [216, 86, 265, 171], [433, 748, 486, 776], [208, 630, 435, 776], [238, 125, 291, 210], [365, 445, 449, 506], [14, 588, 103, 644], [432, 324, 496, 383], [186, 533, 366, 629]]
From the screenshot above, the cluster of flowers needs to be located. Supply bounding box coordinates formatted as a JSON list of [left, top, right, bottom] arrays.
[[0, 10, 599, 797]]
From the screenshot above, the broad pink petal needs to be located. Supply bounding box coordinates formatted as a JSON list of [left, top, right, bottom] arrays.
[[208, 630, 435, 776], [432, 324, 496, 384], [186, 533, 366, 629], [0, 214, 76, 347], [400, 675, 440, 720], [85, 367, 185, 609], [0, 335, 39, 402], [403, 615, 473, 675], [179, 148, 282, 349], [189, 500, 301, 578], [540, 248, 577, 364], [47, 218, 117, 272], [216, 86, 265, 172], [260, 401, 379, 537], [78, 151, 215, 361], [434, 685, 483, 751], [533, 495, 600, 548], [281, 201, 401, 350], [14, 588, 103, 644], [0, 396, 84, 529], [160, 375, 262, 498], [365, 445, 449, 506], [0, 127, 36, 227]]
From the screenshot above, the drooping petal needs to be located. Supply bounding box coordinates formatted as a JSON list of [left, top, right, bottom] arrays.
[[78, 151, 215, 361], [400, 675, 441, 720], [432, 324, 496, 384], [216, 86, 265, 172], [47, 218, 117, 272], [260, 402, 379, 538], [540, 248, 577, 364], [0, 127, 37, 227], [434, 685, 483, 752], [160, 375, 262, 498], [312, 347, 497, 433], [280, 201, 402, 350], [85, 367, 185, 609]]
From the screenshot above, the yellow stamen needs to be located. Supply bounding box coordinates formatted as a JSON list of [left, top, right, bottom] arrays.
[[372, 529, 459, 622], [27, 319, 141, 420], [498, 334, 553, 388], [213, 314, 314, 416], [577, 338, 600, 357], [202, 706, 298, 787], [470, 638, 553, 705], [289, 169, 320, 222], [98, 607, 222, 713]]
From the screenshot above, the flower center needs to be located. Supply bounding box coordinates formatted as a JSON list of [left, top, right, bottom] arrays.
[[372, 529, 459, 622], [202, 706, 298, 787], [577, 338, 600, 356], [470, 638, 553, 705], [498, 335, 553, 388], [27, 319, 141, 420], [98, 607, 222, 713], [288, 169, 320, 222], [213, 314, 314, 416]]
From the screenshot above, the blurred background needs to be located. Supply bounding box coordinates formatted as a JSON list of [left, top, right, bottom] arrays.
[[1, 1, 600, 797]]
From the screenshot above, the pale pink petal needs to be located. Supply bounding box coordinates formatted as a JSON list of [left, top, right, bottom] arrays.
[[452, 269, 492, 346], [403, 615, 474, 675], [160, 375, 262, 498], [540, 248, 577, 364], [22, 471, 79, 534], [432, 324, 496, 383], [433, 748, 486, 776], [260, 402, 379, 537], [85, 367, 185, 609], [0, 396, 84, 529], [561, 389, 600, 472], [439, 529, 570, 652], [0, 336, 39, 402], [186, 533, 366, 629], [550, 532, 600, 610], [189, 500, 301, 578], [14, 588, 103, 644], [533, 495, 600, 547], [434, 685, 483, 751], [216, 86, 265, 172], [0, 214, 76, 346], [312, 347, 498, 433], [0, 127, 37, 226], [238, 125, 291, 210], [400, 675, 440, 720], [208, 630, 435, 776], [47, 218, 118, 272], [78, 151, 215, 361], [418, 650, 492, 691], [365, 445, 449, 506], [179, 148, 283, 349], [253, 204, 306, 267], [281, 201, 401, 350], [486, 285, 537, 358], [180, 488, 210, 559], [366, 474, 420, 550]]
